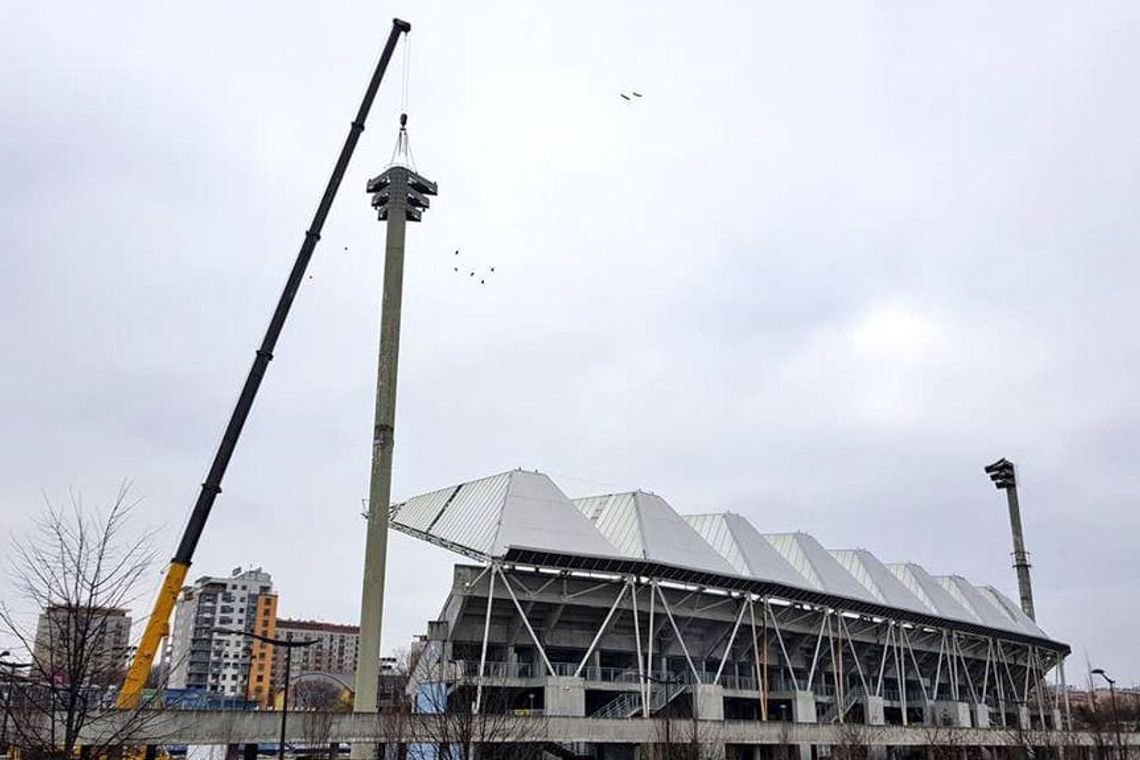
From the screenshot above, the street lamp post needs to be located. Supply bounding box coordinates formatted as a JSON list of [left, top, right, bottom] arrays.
[[0, 652, 32, 755], [214, 630, 317, 760], [1092, 669, 1124, 760]]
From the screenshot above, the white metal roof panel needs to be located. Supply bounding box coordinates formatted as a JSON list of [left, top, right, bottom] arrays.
[[392, 469, 1057, 641], [937, 576, 1015, 630], [979, 586, 1048, 638], [391, 480, 459, 533], [573, 492, 735, 574], [575, 493, 643, 557], [494, 471, 618, 556], [830, 549, 929, 613], [765, 533, 877, 604], [392, 470, 616, 559], [686, 513, 809, 589], [965, 583, 1025, 633], [426, 471, 512, 555], [886, 563, 978, 623]]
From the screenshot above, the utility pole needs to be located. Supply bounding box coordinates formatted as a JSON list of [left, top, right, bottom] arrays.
[[984, 458, 1036, 620], [351, 117, 437, 752]]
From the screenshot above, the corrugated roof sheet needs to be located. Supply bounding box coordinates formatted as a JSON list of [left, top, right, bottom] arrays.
[[937, 576, 1015, 630], [830, 549, 929, 613], [886, 563, 977, 621], [391, 470, 616, 559], [573, 492, 735, 574], [979, 586, 1047, 638], [686, 513, 807, 589], [765, 533, 877, 604]]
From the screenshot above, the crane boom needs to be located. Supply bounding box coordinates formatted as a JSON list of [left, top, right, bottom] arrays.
[[117, 18, 412, 710]]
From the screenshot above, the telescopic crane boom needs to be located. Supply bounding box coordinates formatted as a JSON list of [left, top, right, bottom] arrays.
[[116, 18, 412, 710]]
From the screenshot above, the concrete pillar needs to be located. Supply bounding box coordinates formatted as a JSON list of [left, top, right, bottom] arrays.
[[694, 684, 724, 721], [1051, 708, 1063, 731], [1018, 705, 1032, 730], [791, 691, 817, 760], [865, 696, 888, 760], [792, 690, 818, 723], [545, 675, 585, 717], [927, 701, 971, 727], [973, 704, 991, 728], [864, 695, 886, 725]]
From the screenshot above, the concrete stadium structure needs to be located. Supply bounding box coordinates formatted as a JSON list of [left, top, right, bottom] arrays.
[[391, 469, 1073, 758]]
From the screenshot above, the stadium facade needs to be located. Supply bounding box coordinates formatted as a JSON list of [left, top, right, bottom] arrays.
[[391, 469, 1071, 757]]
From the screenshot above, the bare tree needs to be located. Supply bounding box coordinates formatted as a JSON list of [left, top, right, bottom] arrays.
[[294, 680, 348, 712], [772, 719, 794, 760], [0, 486, 164, 760], [832, 721, 869, 760], [647, 694, 723, 760], [921, 718, 968, 760], [375, 647, 546, 760], [293, 679, 348, 759]]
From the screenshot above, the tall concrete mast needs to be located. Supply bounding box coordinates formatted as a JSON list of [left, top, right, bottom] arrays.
[[984, 457, 1036, 620], [352, 117, 437, 737]]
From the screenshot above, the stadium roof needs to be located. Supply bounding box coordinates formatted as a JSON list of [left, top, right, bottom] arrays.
[[389, 468, 1057, 645]]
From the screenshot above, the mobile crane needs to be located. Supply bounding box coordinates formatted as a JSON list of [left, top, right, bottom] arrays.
[[116, 18, 412, 710]]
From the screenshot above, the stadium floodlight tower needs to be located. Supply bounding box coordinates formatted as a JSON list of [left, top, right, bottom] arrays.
[[352, 117, 437, 740], [984, 457, 1036, 620]]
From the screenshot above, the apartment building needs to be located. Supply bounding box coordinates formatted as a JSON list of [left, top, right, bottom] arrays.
[[32, 605, 131, 682], [272, 618, 360, 690], [168, 567, 277, 706]]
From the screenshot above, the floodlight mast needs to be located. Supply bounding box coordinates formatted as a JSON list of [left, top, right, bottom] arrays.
[[984, 457, 1036, 621], [351, 138, 437, 753], [115, 18, 412, 710]]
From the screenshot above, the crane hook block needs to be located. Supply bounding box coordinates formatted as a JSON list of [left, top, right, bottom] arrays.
[[400, 113, 408, 128]]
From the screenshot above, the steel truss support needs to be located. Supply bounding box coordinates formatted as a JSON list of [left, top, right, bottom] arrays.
[[901, 627, 930, 704], [952, 632, 978, 704], [933, 632, 946, 702], [474, 561, 497, 714], [714, 597, 749, 684], [655, 583, 700, 681], [496, 565, 555, 676], [630, 578, 646, 716], [875, 623, 892, 698], [893, 622, 908, 725], [748, 598, 769, 720], [765, 600, 801, 691], [981, 639, 993, 704], [1059, 652, 1072, 730], [838, 616, 870, 697], [646, 580, 656, 714], [807, 613, 829, 691], [573, 581, 628, 677]]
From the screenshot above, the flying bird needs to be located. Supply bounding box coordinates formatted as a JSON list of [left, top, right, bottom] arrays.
[[632, 91, 642, 98], [454, 249, 459, 255], [619, 94, 631, 101]]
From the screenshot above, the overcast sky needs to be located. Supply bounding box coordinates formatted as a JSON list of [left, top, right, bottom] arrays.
[[2, 2, 1138, 684]]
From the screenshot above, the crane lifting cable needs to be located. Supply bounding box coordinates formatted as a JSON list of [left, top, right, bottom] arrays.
[[115, 17, 413, 711], [389, 37, 417, 170]]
